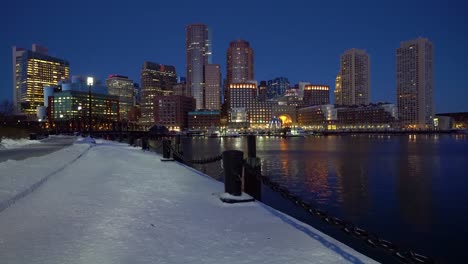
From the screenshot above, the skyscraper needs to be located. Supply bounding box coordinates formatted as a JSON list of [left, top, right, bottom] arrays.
[[12, 44, 69, 116], [396, 38, 434, 129], [335, 49, 370, 106], [226, 40, 254, 85], [204, 64, 221, 110], [186, 24, 211, 109], [140, 62, 177, 127], [106, 75, 134, 120]]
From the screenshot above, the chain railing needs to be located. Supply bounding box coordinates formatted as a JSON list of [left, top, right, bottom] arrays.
[[168, 143, 223, 165], [244, 161, 434, 264], [127, 134, 434, 264]]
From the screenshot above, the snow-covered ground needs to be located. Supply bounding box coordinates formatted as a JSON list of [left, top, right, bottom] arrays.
[[0, 139, 377, 264], [0, 137, 42, 149]]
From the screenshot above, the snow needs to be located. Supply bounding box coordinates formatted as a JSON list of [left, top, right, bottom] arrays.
[[0, 139, 378, 264], [0, 137, 42, 149]]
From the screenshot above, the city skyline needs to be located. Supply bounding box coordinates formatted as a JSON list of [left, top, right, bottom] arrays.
[[1, 0, 467, 113]]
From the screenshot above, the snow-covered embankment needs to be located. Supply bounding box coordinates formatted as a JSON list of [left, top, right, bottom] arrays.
[[0, 139, 91, 212]]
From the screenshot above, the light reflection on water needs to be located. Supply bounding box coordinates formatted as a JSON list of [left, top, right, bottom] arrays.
[[181, 134, 468, 263]]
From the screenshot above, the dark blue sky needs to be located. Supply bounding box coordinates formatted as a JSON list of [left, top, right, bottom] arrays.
[[1, 0, 467, 112]]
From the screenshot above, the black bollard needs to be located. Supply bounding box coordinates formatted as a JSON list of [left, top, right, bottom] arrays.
[[161, 139, 174, 161], [128, 135, 135, 146], [222, 150, 243, 196], [244, 135, 262, 201], [142, 137, 148, 150], [173, 134, 183, 162]]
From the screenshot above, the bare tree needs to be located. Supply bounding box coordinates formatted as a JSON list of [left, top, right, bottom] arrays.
[[0, 99, 15, 116]]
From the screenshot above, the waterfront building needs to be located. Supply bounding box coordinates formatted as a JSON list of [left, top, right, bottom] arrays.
[[47, 90, 119, 132], [228, 83, 257, 109], [436, 112, 468, 130], [188, 110, 221, 130], [227, 83, 299, 129], [335, 49, 370, 106], [204, 64, 221, 110], [186, 24, 211, 109], [298, 104, 337, 130], [106, 75, 134, 120], [140, 62, 177, 127], [303, 84, 330, 106], [298, 103, 397, 130], [153, 95, 195, 131], [336, 103, 397, 129], [12, 44, 70, 116], [267, 77, 290, 99], [397, 38, 434, 129]]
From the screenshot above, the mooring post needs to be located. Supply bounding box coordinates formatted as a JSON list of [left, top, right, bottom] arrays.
[[222, 150, 243, 196], [161, 139, 173, 161], [141, 137, 149, 151], [245, 135, 262, 201]]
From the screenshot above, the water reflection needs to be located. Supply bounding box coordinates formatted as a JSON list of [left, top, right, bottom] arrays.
[[181, 134, 468, 263], [333, 137, 370, 220], [396, 137, 435, 231]]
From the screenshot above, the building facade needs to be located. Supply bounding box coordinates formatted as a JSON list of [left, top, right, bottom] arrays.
[[140, 62, 177, 127], [188, 110, 221, 130], [186, 24, 211, 109], [48, 90, 119, 132], [204, 64, 221, 110], [173, 82, 190, 97], [298, 103, 396, 131], [335, 49, 370, 106], [106, 75, 134, 120], [12, 44, 70, 116], [396, 38, 434, 129], [303, 85, 330, 106], [153, 95, 195, 131], [257, 81, 268, 101]]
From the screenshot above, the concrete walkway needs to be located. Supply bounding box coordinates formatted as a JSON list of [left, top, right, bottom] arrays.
[[0, 140, 378, 264]]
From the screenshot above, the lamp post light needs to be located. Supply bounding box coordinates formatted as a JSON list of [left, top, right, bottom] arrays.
[[87, 77, 94, 137]]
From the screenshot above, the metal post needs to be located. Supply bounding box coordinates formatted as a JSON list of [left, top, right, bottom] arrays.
[[174, 134, 182, 162], [142, 137, 148, 150], [161, 139, 173, 161], [245, 135, 262, 200], [222, 150, 243, 196]]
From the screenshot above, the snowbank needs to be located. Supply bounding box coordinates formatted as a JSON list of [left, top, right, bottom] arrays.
[[0, 137, 42, 149], [0, 140, 377, 263], [0, 142, 91, 212]]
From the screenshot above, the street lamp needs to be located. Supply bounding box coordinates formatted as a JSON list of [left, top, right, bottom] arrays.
[[87, 77, 94, 136]]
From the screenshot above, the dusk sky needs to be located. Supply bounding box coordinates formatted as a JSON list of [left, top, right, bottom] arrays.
[[1, 0, 467, 112]]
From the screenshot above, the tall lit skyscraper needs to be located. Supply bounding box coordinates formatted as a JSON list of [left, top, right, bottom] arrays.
[[335, 49, 370, 106], [204, 64, 221, 110], [140, 62, 177, 127], [12, 44, 69, 116], [396, 38, 434, 129], [106, 75, 135, 120], [186, 24, 211, 109], [226, 40, 254, 84]]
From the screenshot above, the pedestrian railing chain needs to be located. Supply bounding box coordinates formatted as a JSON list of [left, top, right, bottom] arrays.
[[168, 144, 223, 165], [243, 162, 434, 264]]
